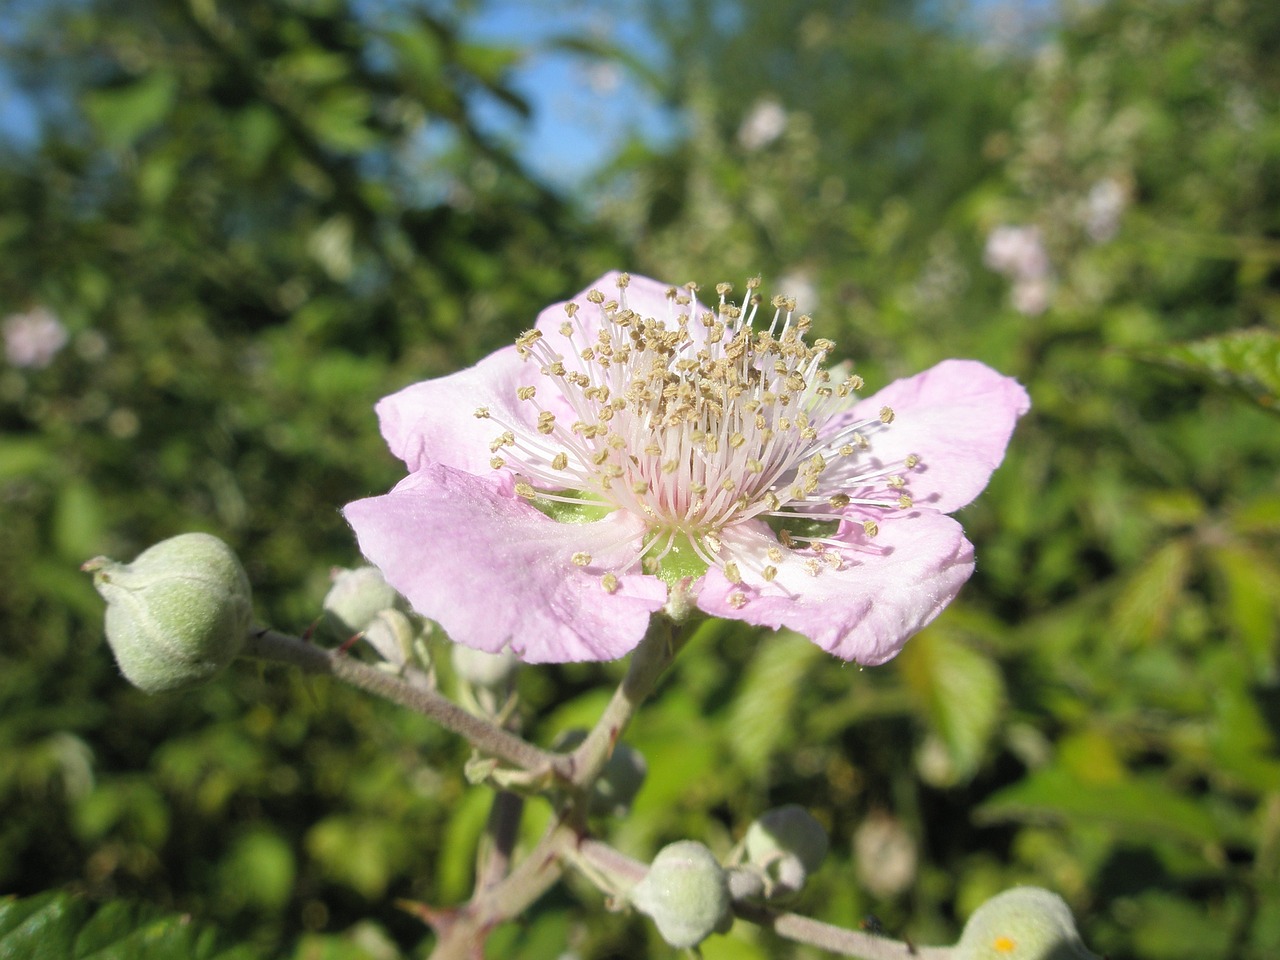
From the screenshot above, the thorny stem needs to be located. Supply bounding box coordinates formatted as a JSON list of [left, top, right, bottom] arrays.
[[241, 629, 558, 774], [474, 791, 524, 892], [428, 819, 577, 960], [429, 618, 689, 959]]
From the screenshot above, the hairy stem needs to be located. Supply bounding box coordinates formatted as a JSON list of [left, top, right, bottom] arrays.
[[241, 628, 557, 774], [565, 616, 682, 788]]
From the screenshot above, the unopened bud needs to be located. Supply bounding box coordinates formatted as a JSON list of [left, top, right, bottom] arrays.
[[745, 804, 829, 892], [322, 565, 401, 639], [955, 887, 1100, 959], [363, 609, 418, 668], [629, 840, 730, 949], [552, 730, 648, 817], [451, 644, 519, 689], [84, 533, 252, 694]]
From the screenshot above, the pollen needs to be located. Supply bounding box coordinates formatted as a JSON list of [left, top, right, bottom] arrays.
[[571, 552, 592, 566], [490, 275, 914, 582], [993, 936, 1016, 953]]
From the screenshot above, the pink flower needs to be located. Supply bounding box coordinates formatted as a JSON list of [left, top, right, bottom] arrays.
[[344, 273, 1028, 664], [3, 306, 68, 369]]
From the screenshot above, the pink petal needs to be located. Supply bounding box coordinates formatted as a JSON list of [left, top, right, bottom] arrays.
[[343, 464, 667, 662], [535, 271, 708, 345], [375, 345, 537, 474], [697, 515, 975, 665], [835, 359, 1029, 514]]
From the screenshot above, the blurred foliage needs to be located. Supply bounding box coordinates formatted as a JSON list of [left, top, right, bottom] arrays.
[[2, 0, 1279, 958]]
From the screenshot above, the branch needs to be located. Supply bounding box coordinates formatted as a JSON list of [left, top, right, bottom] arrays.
[[574, 838, 954, 960], [241, 628, 558, 774], [565, 616, 682, 788]]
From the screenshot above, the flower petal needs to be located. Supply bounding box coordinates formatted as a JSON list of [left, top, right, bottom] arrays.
[[375, 345, 537, 474], [835, 359, 1029, 514], [535, 271, 694, 338], [697, 515, 975, 665], [343, 464, 668, 662]]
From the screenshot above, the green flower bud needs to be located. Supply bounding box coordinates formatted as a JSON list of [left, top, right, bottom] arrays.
[[745, 804, 829, 876], [955, 887, 1100, 960], [85, 533, 252, 694], [551, 730, 648, 817], [363, 609, 419, 668], [451, 644, 518, 689], [321, 565, 401, 639], [629, 840, 730, 949]]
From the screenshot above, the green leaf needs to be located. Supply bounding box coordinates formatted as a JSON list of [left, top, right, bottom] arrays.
[[1136, 328, 1280, 411], [0, 891, 258, 960], [976, 767, 1238, 847], [83, 73, 178, 149], [723, 633, 821, 778], [897, 626, 1004, 784], [1108, 537, 1193, 648], [1210, 543, 1280, 671]]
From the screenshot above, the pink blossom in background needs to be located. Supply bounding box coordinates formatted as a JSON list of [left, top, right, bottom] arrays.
[[983, 225, 1055, 316], [983, 225, 1050, 281], [3, 306, 68, 369], [344, 273, 1028, 663]]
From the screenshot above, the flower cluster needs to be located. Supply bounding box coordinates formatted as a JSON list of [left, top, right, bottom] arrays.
[[344, 273, 1027, 663]]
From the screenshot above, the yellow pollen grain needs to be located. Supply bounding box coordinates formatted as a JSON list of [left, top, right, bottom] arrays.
[[905, 453, 920, 468], [551, 452, 568, 471], [728, 592, 748, 609], [490, 456, 505, 469], [767, 547, 783, 562], [828, 493, 851, 508], [514, 482, 535, 499], [863, 520, 880, 538], [763, 565, 778, 582], [993, 936, 1016, 953], [571, 552, 591, 566], [887, 475, 905, 489], [601, 572, 619, 594], [898, 495, 914, 510], [879, 405, 895, 424]]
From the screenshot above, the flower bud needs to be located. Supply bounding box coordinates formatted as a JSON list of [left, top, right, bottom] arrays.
[[745, 805, 829, 884], [955, 887, 1100, 960], [84, 533, 252, 694], [551, 730, 648, 817], [451, 644, 519, 689], [321, 565, 401, 640], [629, 840, 730, 949], [363, 609, 418, 668]]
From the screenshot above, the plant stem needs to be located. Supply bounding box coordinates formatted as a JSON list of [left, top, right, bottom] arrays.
[[475, 791, 524, 892], [428, 820, 577, 960], [565, 615, 681, 788], [241, 628, 558, 774]]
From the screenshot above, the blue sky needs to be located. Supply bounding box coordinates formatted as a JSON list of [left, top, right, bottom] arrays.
[[462, 0, 677, 186], [0, 0, 1057, 185]]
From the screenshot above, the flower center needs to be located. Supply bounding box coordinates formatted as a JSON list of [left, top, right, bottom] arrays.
[[480, 274, 916, 578]]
